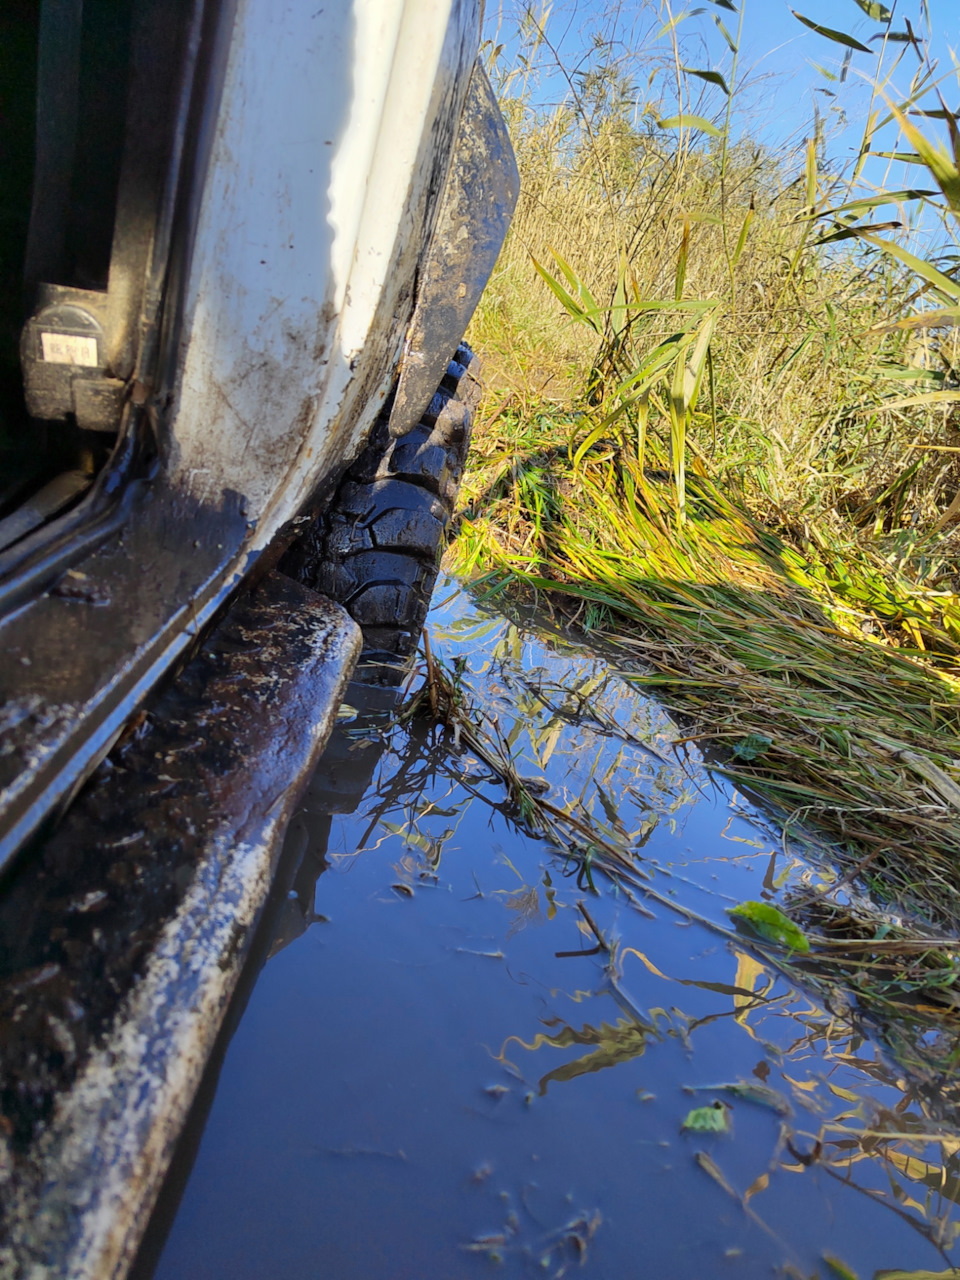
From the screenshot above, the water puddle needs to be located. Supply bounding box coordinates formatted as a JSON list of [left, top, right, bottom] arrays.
[[139, 579, 960, 1280]]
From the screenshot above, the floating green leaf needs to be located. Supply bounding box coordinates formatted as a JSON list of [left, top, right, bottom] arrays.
[[791, 10, 872, 52], [682, 1102, 731, 1133], [685, 1081, 793, 1116], [728, 901, 811, 953], [732, 733, 772, 761]]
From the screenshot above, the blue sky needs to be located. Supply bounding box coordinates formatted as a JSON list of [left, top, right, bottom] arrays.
[[484, 1, 956, 173]]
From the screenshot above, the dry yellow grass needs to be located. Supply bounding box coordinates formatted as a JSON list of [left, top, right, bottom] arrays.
[[452, 3, 960, 928], [469, 3, 960, 551]]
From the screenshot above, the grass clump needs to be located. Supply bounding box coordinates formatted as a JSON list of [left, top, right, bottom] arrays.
[[456, 437, 960, 925], [454, 1, 960, 926]]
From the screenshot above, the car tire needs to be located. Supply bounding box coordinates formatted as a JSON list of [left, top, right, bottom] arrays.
[[284, 342, 479, 677]]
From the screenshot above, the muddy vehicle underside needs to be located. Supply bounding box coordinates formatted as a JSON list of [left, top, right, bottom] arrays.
[[0, 2, 517, 1275]]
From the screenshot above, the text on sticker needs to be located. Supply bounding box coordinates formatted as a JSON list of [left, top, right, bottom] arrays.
[[41, 333, 98, 367]]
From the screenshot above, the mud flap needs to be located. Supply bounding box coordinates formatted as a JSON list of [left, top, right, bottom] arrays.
[[388, 65, 519, 439]]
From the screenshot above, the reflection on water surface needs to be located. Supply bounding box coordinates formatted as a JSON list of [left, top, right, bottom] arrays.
[[142, 579, 960, 1280]]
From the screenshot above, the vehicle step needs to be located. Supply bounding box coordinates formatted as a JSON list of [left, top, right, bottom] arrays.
[[0, 571, 359, 1280]]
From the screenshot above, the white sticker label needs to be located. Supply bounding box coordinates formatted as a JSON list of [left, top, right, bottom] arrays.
[[40, 332, 99, 367]]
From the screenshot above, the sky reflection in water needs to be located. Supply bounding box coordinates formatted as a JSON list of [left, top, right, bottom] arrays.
[[146, 579, 960, 1280]]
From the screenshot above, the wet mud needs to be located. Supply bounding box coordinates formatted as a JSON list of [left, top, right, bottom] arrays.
[[0, 574, 355, 1198], [137, 577, 960, 1279]]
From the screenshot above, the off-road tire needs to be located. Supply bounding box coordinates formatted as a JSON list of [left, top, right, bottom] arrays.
[[285, 343, 480, 672]]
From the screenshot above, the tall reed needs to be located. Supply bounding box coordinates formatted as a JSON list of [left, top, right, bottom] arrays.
[[471, 0, 960, 580], [456, 1, 960, 921]]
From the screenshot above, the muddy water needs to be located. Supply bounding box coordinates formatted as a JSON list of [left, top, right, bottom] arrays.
[[139, 579, 960, 1280]]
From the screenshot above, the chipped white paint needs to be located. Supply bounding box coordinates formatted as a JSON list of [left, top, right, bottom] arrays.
[[331, 3, 450, 356], [171, 0, 477, 521]]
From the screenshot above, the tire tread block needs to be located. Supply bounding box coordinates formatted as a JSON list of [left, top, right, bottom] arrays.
[[289, 344, 480, 660]]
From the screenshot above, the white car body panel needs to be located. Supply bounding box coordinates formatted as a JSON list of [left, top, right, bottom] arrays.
[[0, 0, 502, 872], [172, 0, 475, 530]]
